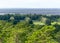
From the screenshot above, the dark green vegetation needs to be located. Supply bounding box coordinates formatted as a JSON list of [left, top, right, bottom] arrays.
[[0, 14, 60, 43]]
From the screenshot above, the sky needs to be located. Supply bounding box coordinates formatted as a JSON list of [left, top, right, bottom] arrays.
[[0, 0, 60, 8]]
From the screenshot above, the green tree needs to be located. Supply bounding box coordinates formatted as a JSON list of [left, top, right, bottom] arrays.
[[25, 26, 58, 43]]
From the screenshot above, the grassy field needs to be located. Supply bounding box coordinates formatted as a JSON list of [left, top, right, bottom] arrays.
[[33, 21, 60, 25], [51, 22, 60, 25], [33, 21, 45, 25]]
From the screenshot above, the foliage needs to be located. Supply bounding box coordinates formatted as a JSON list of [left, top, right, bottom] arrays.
[[0, 14, 59, 43]]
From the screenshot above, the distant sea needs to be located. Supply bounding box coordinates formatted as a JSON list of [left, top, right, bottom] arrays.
[[0, 8, 60, 15]]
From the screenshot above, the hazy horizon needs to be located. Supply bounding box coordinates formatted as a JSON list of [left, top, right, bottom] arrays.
[[0, 8, 60, 15]]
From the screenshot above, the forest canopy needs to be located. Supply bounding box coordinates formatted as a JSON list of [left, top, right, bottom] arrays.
[[0, 14, 60, 43]]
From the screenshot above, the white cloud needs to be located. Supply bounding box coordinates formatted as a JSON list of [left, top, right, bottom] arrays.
[[0, 0, 60, 8]]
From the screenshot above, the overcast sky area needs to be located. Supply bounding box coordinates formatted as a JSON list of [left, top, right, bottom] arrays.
[[0, 0, 60, 8]]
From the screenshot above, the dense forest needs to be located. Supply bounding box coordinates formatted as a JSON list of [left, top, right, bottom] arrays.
[[0, 14, 60, 43]]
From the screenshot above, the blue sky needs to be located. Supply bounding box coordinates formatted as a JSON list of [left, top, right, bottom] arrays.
[[0, 0, 60, 8]]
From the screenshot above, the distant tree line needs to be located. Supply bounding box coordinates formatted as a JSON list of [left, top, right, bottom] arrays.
[[0, 14, 60, 25]]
